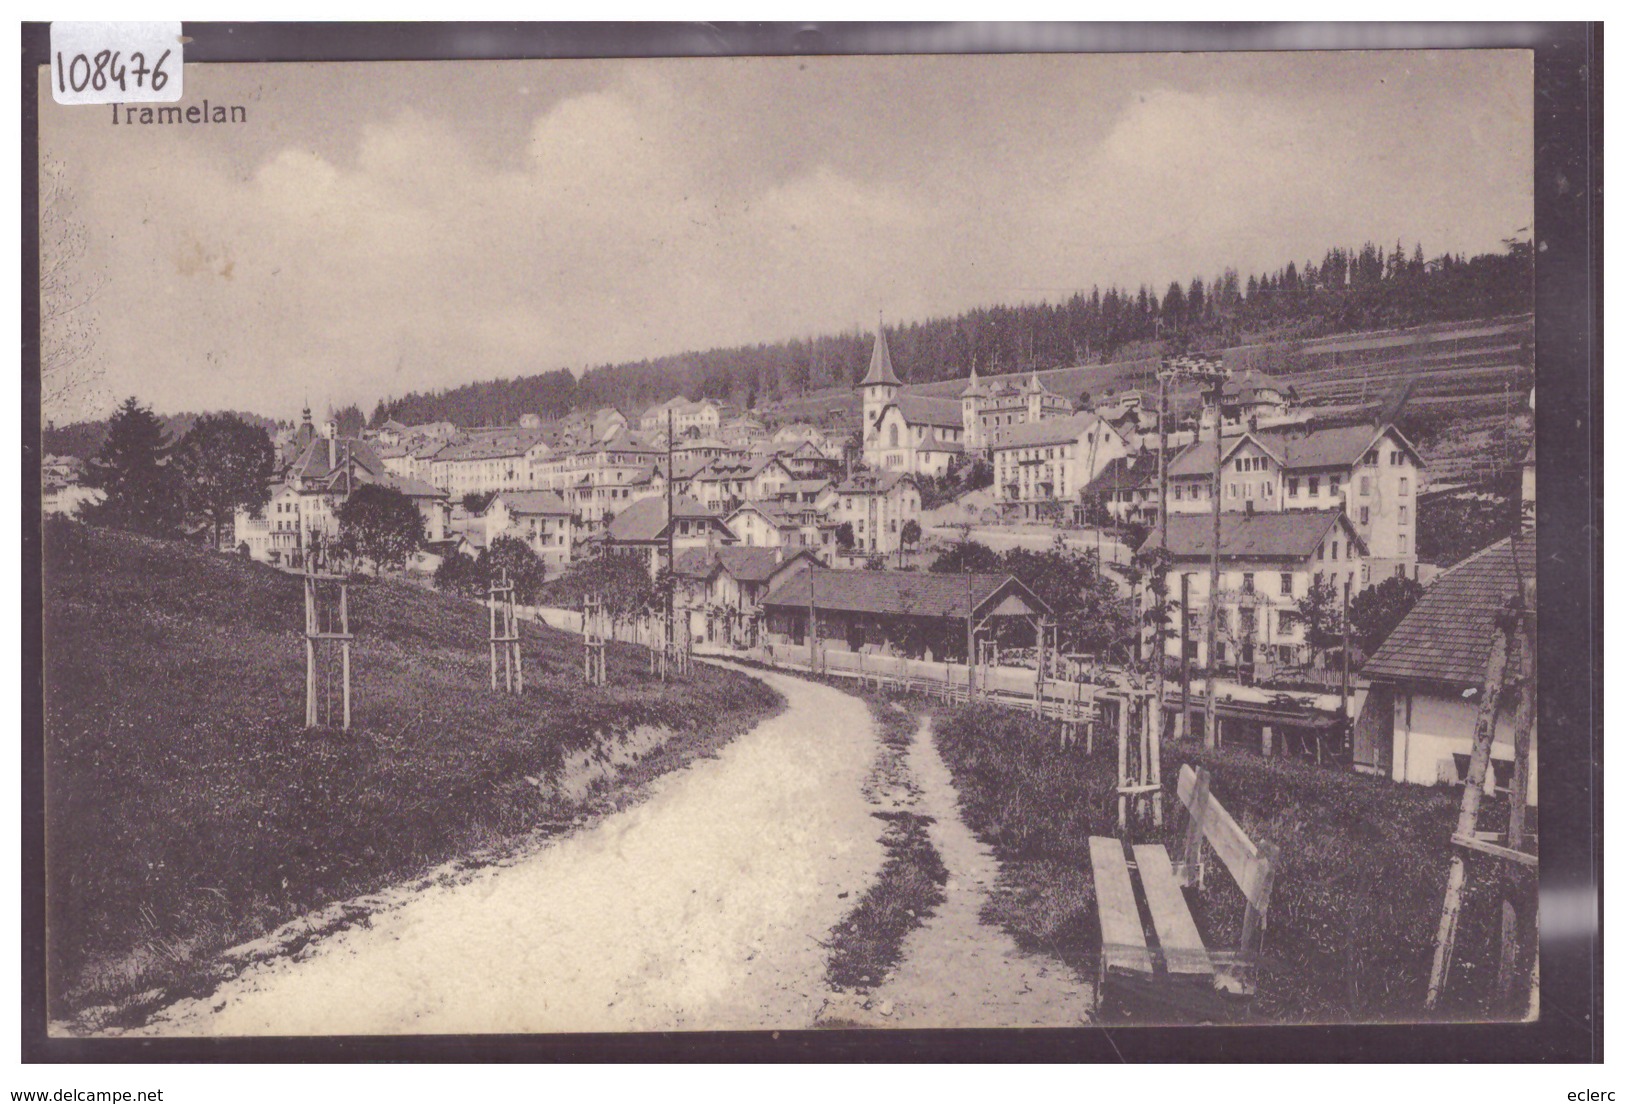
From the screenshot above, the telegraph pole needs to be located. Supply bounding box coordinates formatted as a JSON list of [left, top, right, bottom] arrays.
[[666, 409, 675, 676], [1206, 375, 1222, 749]]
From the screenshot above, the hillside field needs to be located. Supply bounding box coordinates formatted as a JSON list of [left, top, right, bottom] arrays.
[[42, 520, 781, 1023]]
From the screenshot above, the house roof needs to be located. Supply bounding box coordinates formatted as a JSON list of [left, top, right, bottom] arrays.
[[1136, 508, 1358, 562], [1362, 535, 1536, 688], [1166, 422, 1420, 479], [990, 411, 1110, 451], [434, 431, 545, 462], [492, 489, 572, 516], [1081, 452, 1159, 498], [959, 366, 986, 398], [761, 568, 1052, 621], [673, 545, 808, 584], [604, 494, 732, 544], [286, 436, 387, 484], [779, 478, 834, 496], [836, 470, 915, 496], [860, 325, 901, 387], [890, 393, 964, 430], [727, 500, 796, 528], [383, 475, 450, 499]]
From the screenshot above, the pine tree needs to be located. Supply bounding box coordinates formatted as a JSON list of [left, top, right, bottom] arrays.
[[81, 396, 183, 536]]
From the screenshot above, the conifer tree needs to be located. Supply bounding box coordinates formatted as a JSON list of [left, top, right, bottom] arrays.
[[81, 396, 183, 536]]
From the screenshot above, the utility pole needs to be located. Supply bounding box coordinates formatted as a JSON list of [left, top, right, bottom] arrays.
[[666, 408, 675, 678], [1341, 576, 1352, 742], [807, 562, 818, 672], [1158, 354, 1229, 748], [1206, 375, 1222, 749], [1155, 366, 1171, 746], [1180, 572, 1193, 739]]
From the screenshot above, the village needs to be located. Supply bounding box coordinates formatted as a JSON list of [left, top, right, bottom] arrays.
[[45, 313, 1520, 800], [34, 41, 1561, 1042]]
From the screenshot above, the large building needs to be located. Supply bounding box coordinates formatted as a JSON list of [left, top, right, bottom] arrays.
[[1138, 509, 1367, 674], [600, 494, 738, 577], [482, 490, 575, 568], [961, 367, 1075, 452], [987, 411, 1130, 522], [858, 325, 967, 476], [1165, 421, 1424, 580]]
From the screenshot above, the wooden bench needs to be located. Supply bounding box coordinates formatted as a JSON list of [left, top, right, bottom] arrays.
[[1088, 764, 1279, 1009]]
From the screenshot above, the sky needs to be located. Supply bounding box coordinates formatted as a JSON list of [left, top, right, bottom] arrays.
[[37, 50, 1533, 423]]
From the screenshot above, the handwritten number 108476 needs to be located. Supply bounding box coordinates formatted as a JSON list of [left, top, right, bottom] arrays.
[[55, 49, 171, 95]]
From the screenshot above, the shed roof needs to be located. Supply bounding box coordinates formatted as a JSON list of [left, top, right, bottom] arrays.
[[1362, 534, 1536, 688], [761, 568, 1051, 621]]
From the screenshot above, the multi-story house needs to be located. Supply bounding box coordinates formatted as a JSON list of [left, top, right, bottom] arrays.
[[833, 470, 921, 556], [988, 412, 1130, 522], [720, 415, 769, 449], [1141, 508, 1367, 673], [429, 431, 550, 498], [601, 494, 738, 578], [483, 490, 575, 568], [1165, 420, 1424, 581], [960, 367, 1075, 452], [687, 456, 794, 516]]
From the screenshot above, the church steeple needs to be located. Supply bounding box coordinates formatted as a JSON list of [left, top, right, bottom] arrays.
[[860, 312, 901, 388]]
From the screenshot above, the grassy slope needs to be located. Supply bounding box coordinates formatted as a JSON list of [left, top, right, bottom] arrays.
[[43, 519, 780, 1019], [927, 703, 1528, 1024]]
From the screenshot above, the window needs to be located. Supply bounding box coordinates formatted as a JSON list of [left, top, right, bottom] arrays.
[[1242, 572, 1255, 594], [1399, 504, 1409, 524], [1361, 563, 1371, 584], [888, 424, 899, 448], [1263, 481, 1273, 498], [1280, 573, 1293, 597], [1360, 505, 1370, 525], [1400, 477, 1410, 495], [1228, 484, 1238, 499], [1394, 564, 1407, 578], [1329, 476, 1341, 496], [1399, 534, 1408, 553], [1318, 543, 1325, 561], [1331, 541, 1340, 560], [1361, 475, 1371, 495], [1288, 477, 1300, 497], [1174, 485, 1184, 500], [1308, 477, 1320, 496], [1390, 450, 1401, 466]]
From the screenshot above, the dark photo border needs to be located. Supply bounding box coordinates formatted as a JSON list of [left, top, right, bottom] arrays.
[[20, 20, 1602, 1063]]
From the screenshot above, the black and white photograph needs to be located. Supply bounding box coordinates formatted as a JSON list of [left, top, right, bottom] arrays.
[[23, 24, 1598, 1062]]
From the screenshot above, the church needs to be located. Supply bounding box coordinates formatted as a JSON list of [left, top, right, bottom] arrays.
[[859, 324, 966, 478], [858, 320, 1077, 477]]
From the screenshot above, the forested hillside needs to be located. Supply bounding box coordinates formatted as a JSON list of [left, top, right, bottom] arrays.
[[371, 239, 1531, 427]]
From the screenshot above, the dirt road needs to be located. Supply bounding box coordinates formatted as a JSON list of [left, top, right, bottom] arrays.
[[140, 665, 884, 1035], [823, 717, 1094, 1028]]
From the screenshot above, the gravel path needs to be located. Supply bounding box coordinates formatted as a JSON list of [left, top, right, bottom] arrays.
[[140, 665, 884, 1035], [825, 716, 1094, 1028]]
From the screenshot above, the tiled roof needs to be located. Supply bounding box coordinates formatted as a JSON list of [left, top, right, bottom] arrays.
[[604, 494, 731, 543], [836, 470, 914, 496], [286, 436, 387, 483], [492, 490, 572, 516], [1137, 509, 1355, 561], [1166, 422, 1420, 479], [1081, 452, 1159, 498], [435, 432, 545, 462], [990, 412, 1107, 450], [383, 475, 450, 499], [727, 500, 796, 527], [891, 393, 963, 429], [1362, 535, 1536, 688], [761, 568, 1051, 620], [674, 546, 803, 584]]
